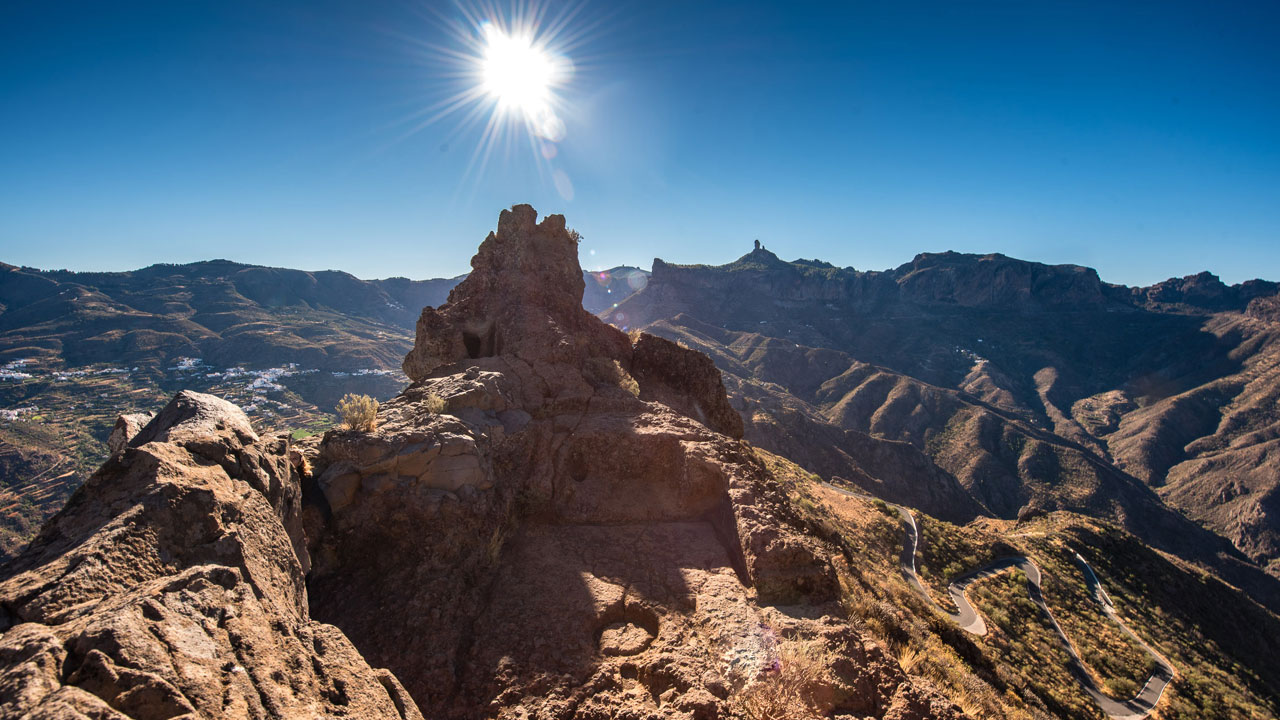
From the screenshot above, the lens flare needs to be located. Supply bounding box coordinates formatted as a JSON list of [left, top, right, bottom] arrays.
[[394, 1, 590, 196], [480, 24, 563, 124]]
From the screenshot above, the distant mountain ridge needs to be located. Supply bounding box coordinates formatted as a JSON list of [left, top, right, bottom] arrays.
[[0, 259, 647, 371], [607, 244, 1280, 604], [623, 246, 1276, 327], [0, 258, 648, 559]]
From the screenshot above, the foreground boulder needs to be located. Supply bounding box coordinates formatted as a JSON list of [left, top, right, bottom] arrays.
[[0, 390, 422, 720], [304, 205, 960, 719]]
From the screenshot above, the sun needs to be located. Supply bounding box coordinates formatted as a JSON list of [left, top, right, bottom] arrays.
[[397, 2, 586, 194], [473, 21, 570, 143], [480, 24, 559, 115]]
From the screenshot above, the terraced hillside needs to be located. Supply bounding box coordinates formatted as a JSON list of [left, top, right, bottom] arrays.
[[0, 260, 647, 559]]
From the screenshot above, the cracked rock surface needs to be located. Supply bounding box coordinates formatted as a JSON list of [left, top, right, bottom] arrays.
[[0, 390, 422, 720]]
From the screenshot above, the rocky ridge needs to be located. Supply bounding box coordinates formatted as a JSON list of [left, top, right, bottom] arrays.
[[623, 248, 1276, 327], [0, 389, 423, 719], [1, 207, 961, 719], [305, 205, 959, 719]]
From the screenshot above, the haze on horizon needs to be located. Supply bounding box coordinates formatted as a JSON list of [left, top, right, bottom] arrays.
[[1, 0, 1277, 286]]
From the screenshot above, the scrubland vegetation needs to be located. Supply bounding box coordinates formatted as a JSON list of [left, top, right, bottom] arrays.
[[756, 448, 1280, 720]]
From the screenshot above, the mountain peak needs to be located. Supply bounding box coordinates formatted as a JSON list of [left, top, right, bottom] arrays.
[[403, 204, 630, 380], [733, 243, 784, 267]]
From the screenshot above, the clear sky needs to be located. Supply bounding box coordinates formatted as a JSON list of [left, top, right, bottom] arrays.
[[2, 0, 1277, 285]]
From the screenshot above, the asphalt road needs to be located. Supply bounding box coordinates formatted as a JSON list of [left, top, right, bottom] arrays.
[[819, 480, 1174, 720]]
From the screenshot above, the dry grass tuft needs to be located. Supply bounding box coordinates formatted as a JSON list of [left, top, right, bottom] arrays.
[[423, 391, 447, 414], [736, 641, 833, 720], [336, 393, 379, 432], [892, 642, 926, 675], [584, 357, 640, 397]]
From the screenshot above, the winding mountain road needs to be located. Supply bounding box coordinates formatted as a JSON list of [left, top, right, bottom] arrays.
[[819, 481, 1175, 720]]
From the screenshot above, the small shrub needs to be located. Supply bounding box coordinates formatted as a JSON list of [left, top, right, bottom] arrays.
[[336, 393, 379, 432], [736, 640, 834, 720], [568, 228, 583, 244], [486, 525, 506, 565], [584, 357, 640, 397], [423, 391, 447, 414], [892, 642, 925, 674]]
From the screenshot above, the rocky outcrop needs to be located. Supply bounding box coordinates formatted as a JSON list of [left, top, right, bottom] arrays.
[[301, 206, 958, 719], [0, 391, 422, 720], [106, 412, 152, 457], [1130, 271, 1278, 311], [632, 333, 744, 439], [403, 204, 632, 381], [1247, 292, 1280, 323]]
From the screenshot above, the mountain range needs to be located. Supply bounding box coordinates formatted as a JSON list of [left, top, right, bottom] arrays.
[[605, 246, 1280, 591], [0, 259, 646, 558], [3, 207, 1279, 719]]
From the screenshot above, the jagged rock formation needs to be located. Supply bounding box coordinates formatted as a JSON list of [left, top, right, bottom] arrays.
[[631, 332, 744, 439], [0, 207, 967, 720], [402, 204, 634, 380], [107, 412, 153, 457], [302, 205, 961, 719], [0, 256, 648, 565], [0, 390, 422, 719]]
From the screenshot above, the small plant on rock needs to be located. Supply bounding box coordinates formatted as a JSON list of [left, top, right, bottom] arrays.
[[336, 393, 379, 432], [584, 357, 640, 397], [735, 640, 834, 720], [423, 391, 447, 414]]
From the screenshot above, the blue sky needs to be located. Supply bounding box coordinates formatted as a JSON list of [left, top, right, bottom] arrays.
[[1, 0, 1277, 285]]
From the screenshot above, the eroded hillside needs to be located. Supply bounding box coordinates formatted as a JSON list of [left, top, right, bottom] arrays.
[[607, 245, 1280, 589], [3, 209, 1278, 720]]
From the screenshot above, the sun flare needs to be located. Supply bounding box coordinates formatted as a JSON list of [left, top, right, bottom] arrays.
[[480, 24, 558, 115], [405, 2, 585, 193], [475, 22, 570, 143]]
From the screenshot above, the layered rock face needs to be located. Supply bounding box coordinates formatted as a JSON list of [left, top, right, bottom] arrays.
[[303, 206, 959, 719], [0, 390, 421, 719]]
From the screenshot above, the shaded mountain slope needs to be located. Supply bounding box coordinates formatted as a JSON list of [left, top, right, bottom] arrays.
[[606, 245, 1280, 603]]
